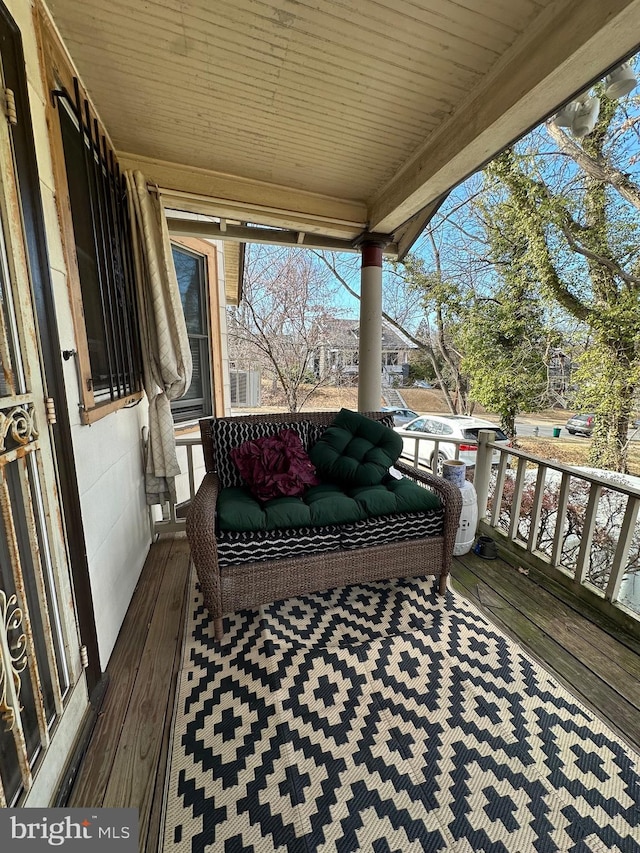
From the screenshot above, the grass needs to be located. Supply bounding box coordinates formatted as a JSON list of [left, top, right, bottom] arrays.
[[516, 437, 640, 477]]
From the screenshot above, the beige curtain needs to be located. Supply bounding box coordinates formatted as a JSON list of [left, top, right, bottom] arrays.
[[125, 170, 192, 505]]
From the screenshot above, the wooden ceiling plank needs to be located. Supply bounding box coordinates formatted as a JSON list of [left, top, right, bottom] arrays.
[[57, 9, 480, 104], [55, 37, 470, 143], [159, 0, 508, 60], [233, 0, 506, 64], [369, 0, 640, 232], [52, 0, 500, 93], [372, 0, 524, 45], [96, 89, 427, 176], [381, 0, 546, 34], [57, 45, 447, 140], [119, 153, 368, 230]]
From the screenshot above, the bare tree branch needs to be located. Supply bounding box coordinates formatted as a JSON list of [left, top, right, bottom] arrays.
[[546, 120, 640, 211]]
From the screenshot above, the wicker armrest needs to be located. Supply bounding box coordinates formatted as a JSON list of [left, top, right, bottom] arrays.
[[186, 472, 222, 616]]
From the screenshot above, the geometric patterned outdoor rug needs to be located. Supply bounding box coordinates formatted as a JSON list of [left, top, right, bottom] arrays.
[[161, 570, 640, 853]]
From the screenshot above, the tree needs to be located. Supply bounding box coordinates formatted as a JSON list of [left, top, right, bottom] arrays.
[[484, 84, 640, 471], [229, 245, 342, 412], [459, 282, 548, 439], [394, 250, 473, 414]]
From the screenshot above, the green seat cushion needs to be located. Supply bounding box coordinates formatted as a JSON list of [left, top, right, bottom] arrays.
[[348, 484, 399, 517], [349, 480, 442, 515], [217, 487, 268, 532], [305, 484, 365, 526], [383, 476, 442, 512], [216, 476, 440, 533], [263, 496, 313, 530], [217, 484, 365, 532], [309, 408, 403, 487]]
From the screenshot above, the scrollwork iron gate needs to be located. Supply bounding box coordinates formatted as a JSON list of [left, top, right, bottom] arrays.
[[0, 40, 84, 802]]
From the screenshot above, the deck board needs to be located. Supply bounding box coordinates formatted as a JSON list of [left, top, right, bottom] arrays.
[[67, 536, 176, 808], [66, 535, 190, 852], [66, 535, 640, 851], [451, 550, 640, 751], [102, 536, 190, 843], [457, 549, 640, 687]]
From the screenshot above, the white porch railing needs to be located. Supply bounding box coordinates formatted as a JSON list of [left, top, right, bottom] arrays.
[[472, 429, 640, 629], [155, 427, 640, 631], [152, 435, 205, 535]]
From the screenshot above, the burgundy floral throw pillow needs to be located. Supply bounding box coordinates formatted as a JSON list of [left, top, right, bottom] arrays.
[[230, 428, 319, 502]]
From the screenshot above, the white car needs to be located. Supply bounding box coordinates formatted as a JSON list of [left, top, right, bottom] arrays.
[[394, 415, 510, 473]]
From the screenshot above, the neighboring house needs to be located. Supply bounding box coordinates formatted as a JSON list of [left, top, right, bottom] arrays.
[[547, 347, 575, 405], [314, 319, 417, 385]]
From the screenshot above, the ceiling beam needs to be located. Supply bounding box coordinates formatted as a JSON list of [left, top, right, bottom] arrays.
[[369, 0, 640, 234], [165, 217, 400, 254], [119, 152, 367, 241]]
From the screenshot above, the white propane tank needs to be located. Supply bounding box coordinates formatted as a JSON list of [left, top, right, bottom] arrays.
[[453, 480, 478, 556]]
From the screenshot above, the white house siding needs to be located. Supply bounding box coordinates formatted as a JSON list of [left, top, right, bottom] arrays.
[[71, 407, 151, 667], [11, 0, 151, 669]]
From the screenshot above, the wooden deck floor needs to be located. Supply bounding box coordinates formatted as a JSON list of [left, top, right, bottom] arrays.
[[66, 535, 640, 852]]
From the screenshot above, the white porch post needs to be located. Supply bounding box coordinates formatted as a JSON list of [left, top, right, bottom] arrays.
[[474, 429, 495, 523], [358, 241, 383, 412]]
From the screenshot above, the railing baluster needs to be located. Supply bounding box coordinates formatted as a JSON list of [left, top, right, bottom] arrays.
[[490, 452, 509, 527], [508, 458, 527, 541], [187, 443, 195, 499], [527, 464, 547, 553], [575, 484, 602, 584], [551, 472, 572, 567], [606, 495, 640, 603], [431, 440, 440, 475], [154, 435, 203, 535]]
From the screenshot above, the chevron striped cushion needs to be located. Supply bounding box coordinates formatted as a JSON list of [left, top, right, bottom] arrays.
[[217, 525, 342, 566], [216, 509, 444, 566], [340, 510, 444, 549]]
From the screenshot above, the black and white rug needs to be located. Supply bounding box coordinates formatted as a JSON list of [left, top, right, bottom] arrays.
[[161, 572, 640, 852]]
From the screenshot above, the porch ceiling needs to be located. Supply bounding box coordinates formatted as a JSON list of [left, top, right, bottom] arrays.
[[46, 0, 640, 253]]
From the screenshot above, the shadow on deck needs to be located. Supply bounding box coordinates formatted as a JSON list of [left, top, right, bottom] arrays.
[[66, 534, 640, 851]]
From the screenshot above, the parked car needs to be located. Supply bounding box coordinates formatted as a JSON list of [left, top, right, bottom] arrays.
[[565, 413, 595, 437], [394, 415, 510, 473], [381, 406, 419, 427]]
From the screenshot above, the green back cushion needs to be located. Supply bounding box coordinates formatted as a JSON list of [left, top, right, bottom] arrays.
[[309, 408, 403, 487]]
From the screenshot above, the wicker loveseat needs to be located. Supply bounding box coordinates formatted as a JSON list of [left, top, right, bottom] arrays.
[[187, 410, 462, 640]]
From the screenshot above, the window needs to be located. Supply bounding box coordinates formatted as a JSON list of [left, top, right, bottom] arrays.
[[51, 77, 142, 421], [171, 245, 212, 421]]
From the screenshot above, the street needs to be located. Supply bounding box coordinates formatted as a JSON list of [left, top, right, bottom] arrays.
[[514, 420, 640, 440]]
